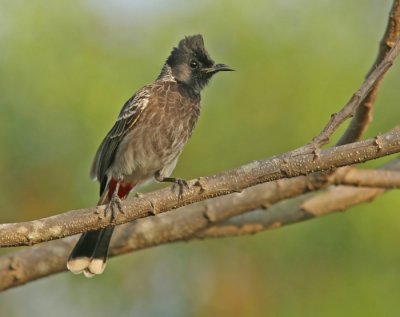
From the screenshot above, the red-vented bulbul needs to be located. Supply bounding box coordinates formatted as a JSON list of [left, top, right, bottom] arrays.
[[67, 34, 233, 277]]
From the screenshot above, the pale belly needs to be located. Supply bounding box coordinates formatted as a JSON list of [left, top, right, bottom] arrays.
[[107, 120, 190, 184]]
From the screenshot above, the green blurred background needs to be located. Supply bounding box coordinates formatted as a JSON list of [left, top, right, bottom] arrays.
[[1, 0, 400, 316]]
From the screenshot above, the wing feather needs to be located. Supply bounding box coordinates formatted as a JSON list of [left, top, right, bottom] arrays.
[[90, 86, 151, 192]]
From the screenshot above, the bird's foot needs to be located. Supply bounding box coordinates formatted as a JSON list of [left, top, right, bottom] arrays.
[[104, 192, 125, 221], [171, 178, 189, 201], [158, 176, 189, 201]]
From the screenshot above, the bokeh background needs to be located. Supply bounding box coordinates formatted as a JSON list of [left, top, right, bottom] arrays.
[[1, 0, 400, 316]]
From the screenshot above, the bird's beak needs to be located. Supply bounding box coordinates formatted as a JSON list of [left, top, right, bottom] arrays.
[[205, 63, 235, 74]]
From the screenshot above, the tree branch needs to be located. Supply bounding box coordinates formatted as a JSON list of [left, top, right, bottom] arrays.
[[200, 158, 400, 238], [337, 0, 400, 145], [298, 1, 400, 226], [0, 175, 324, 292], [326, 166, 400, 188], [1, 160, 399, 291], [1, 128, 400, 248], [309, 36, 400, 148], [197, 185, 384, 238]]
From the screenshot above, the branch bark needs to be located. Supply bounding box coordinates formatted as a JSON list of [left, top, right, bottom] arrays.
[[337, 0, 400, 145], [1, 160, 399, 292], [309, 35, 400, 148], [299, 0, 400, 228], [1, 128, 400, 247], [200, 158, 400, 238]]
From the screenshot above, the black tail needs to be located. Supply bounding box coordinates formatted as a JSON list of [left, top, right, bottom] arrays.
[[67, 227, 114, 277], [67, 188, 114, 277], [67, 178, 134, 277]]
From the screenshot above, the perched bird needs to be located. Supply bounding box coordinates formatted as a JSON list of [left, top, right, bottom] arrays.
[[67, 35, 233, 277]]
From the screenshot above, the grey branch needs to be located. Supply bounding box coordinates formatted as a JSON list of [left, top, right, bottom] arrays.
[[1, 161, 400, 292], [201, 158, 400, 239], [309, 36, 400, 148], [1, 128, 400, 248], [337, 0, 400, 145], [297, 0, 400, 228]]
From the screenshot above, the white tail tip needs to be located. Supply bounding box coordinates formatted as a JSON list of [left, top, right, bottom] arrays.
[[67, 257, 106, 277], [88, 259, 107, 275], [67, 257, 91, 274]]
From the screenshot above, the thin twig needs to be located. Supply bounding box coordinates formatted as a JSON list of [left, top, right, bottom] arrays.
[[337, 0, 400, 145], [309, 37, 400, 148]]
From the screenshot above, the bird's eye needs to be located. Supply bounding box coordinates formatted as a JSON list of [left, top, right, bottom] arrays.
[[190, 60, 199, 69]]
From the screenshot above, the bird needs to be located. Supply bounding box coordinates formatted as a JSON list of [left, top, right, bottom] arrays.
[[66, 34, 233, 277]]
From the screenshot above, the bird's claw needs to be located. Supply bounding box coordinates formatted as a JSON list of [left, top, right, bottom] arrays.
[[104, 192, 124, 221], [156, 173, 189, 202], [171, 179, 189, 201]]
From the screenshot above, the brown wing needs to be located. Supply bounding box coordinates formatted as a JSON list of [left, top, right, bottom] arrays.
[[90, 86, 151, 195]]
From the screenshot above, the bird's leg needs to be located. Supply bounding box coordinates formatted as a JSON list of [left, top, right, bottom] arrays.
[[104, 179, 125, 220], [155, 172, 189, 201]]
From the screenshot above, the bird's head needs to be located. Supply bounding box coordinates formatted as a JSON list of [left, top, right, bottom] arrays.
[[166, 34, 233, 93]]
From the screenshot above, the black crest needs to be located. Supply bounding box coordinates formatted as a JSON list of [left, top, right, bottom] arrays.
[[167, 34, 214, 68], [163, 34, 233, 93]]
